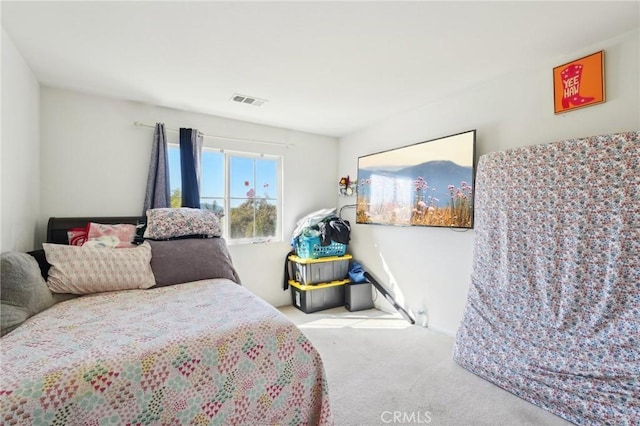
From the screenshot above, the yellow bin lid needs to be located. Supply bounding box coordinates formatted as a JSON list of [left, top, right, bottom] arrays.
[[288, 253, 352, 264], [288, 279, 350, 291]]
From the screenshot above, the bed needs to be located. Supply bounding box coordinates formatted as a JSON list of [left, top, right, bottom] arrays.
[[1, 213, 333, 425]]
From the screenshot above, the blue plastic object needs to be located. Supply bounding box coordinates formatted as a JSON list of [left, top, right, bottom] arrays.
[[348, 261, 367, 283]]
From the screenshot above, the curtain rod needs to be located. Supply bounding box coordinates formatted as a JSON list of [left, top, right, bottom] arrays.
[[133, 121, 294, 148]]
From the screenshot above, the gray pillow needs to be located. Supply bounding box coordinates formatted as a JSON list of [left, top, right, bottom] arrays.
[[1, 304, 30, 336], [1, 251, 56, 336], [148, 238, 241, 287]]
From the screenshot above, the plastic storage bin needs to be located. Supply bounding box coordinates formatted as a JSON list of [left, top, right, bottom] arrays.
[[288, 254, 352, 285], [295, 235, 347, 259], [345, 282, 374, 312], [289, 279, 349, 313]]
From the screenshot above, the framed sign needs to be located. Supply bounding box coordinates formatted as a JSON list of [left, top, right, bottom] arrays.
[[553, 50, 605, 114]]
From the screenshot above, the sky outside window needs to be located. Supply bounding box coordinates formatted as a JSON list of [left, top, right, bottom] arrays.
[[168, 146, 277, 200]]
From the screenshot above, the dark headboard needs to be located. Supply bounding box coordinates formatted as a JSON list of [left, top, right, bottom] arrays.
[[47, 216, 144, 244]]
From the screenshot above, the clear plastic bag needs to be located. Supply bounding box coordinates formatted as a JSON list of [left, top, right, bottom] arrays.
[[290, 208, 336, 246]]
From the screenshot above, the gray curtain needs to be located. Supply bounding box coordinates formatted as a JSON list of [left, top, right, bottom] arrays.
[[143, 123, 170, 213]]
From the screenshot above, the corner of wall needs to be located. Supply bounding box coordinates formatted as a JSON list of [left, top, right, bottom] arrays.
[[1, 28, 41, 252]]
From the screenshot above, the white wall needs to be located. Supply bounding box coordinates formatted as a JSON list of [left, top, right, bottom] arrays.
[[338, 29, 640, 335], [1, 28, 40, 252], [39, 87, 339, 306]]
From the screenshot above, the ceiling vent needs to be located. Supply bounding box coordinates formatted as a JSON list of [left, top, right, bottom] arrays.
[[230, 93, 267, 107]]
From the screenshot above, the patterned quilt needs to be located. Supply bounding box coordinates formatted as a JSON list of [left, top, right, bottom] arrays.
[[1, 279, 333, 425], [454, 131, 640, 425]]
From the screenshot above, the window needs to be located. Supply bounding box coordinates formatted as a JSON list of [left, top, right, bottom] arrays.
[[168, 145, 282, 243]]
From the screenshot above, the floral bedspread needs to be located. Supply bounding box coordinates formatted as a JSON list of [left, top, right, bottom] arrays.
[[454, 131, 640, 425], [1, 279, 333, 425]]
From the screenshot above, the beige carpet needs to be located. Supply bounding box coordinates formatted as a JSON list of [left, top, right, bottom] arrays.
[[280, 306, 573, 426]]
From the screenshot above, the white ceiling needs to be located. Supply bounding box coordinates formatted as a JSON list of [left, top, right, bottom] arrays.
[[2, 1, 639, 137]]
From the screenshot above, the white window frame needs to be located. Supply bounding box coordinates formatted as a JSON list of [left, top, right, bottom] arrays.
[[168, 144, 283, 245]]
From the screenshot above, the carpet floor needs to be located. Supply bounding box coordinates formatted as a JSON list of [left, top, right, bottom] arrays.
[[280, 306, 572, 426]]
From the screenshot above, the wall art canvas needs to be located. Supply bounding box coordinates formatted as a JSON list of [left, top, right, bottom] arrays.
[[553, 50, 605, 114], [356, 130, 476, 229]]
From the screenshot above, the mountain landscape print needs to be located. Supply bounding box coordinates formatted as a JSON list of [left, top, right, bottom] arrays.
[[356, 130, 476, 228]]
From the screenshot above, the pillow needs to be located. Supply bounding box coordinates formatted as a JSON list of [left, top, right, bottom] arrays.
[[83, 236, 121, 249], [26, 249, 79, 304], [43, 242, 156, 294], [67, 226, 88, 246], [1, 305, 30, 337], [144, 208, 222, 240], [1, 252, 56, 336], [148, 238, 241, 287], [86, 222, 136, 248]]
